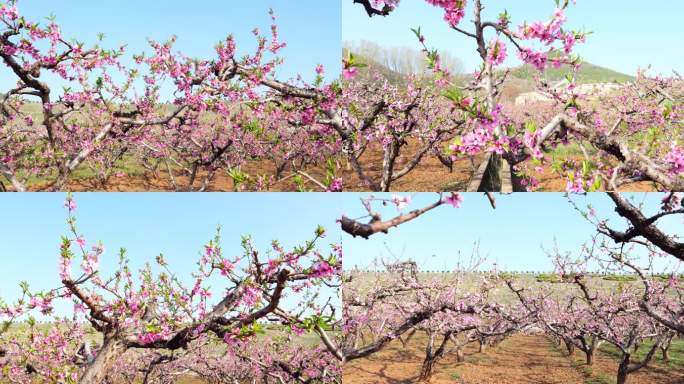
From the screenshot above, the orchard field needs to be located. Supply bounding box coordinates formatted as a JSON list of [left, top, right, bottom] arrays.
[[2, 0, 683, 192], [1, 322, 329, 384], [0, 194, 343, 383], [339, 192, 684, 384], [343, 272, 684, 384]]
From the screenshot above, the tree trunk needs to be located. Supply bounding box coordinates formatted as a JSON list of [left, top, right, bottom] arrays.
[[478, 340, 487, 353], [661, 347, 669, 362], [380, 140, 400, 192], [418, 356, 436, 382], [585, 348, 594, 366], [564, 339, 575, 356], [418, 332, 436, 382], [479, 153, 502, 192], [80, 337, 126, 384], [583, 336, 599, 366], [661, 334, 673, 362], [616, 355, 631, 384], [456, 347, 465, 363]]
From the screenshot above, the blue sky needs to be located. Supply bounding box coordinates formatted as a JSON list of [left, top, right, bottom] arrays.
[[342, 0, 684, 76], [0, 193, 346, 317], [1, 1, 341, 95], [340, 192, 683, 273]]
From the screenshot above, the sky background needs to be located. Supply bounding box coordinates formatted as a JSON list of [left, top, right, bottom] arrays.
[[1, 192, 681, 313], [339, 192, 682, 273], [342, 0, 684, 76], [0, 1, 341, 96], [0, 193, 346, 317]]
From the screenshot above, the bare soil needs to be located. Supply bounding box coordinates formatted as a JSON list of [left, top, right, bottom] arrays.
[[19, 144, 655, 192], [38, 142, 480, 192], [343, 334, 684, 384]]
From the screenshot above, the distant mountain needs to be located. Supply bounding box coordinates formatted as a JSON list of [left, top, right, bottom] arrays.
[[509, 62, 635, 84], [347, 48, 634, 87]]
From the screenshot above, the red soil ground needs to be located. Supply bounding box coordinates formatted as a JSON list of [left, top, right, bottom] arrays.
[[343, 334, 684, 384], [49, 143, 480, 192], [21, 144, 654, 192]]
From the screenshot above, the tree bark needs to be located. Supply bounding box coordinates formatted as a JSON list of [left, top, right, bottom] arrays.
[[660, 334, 673, 362], [584, 336, 599, 366], [479, 153, 502, 192], [418, 357, 436, 382], [456, 347, 465, 363], [80, 337, 126, 384], [661, 347, 669, 362], [585, 348, 594, 366], [564, 339, 575, 356], [418, 332, 436, 382], [616, 355, 631, 384]]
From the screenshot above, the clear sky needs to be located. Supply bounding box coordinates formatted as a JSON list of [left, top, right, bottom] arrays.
[[342, 0, 684, 76], [0, 193, 347, 317], [340, 192, 683, 273], [1, 1, 341, 93]]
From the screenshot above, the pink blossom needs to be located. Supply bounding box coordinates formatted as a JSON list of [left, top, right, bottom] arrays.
[[342, 67, 358, 80], [442, 193, 463, 208], [311, 261, 334, 278], [221, 260, 235, 276], [665, 144, 684, 174], [326, 178, 343, 192], [391, 195, 411, 210], [63, 198, 77, 212], [487, 39, 507, 66], [566, 177, 585, 193], [242, 286, 262, 306], [291, 325, 306, 336], [58, 256, 71, 280]]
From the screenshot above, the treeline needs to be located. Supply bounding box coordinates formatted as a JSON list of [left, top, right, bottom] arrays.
[[343, 40, 463, 76], [348, 269, 684, 280]]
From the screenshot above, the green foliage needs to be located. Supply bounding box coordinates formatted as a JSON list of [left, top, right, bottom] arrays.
[[344, 51, 367, 69], [227, 168, 249, 189], [300, 314, 335, 332], [601, 274, 637, 282], [293, 174, 307, 192], [535, 273, 562, 283]]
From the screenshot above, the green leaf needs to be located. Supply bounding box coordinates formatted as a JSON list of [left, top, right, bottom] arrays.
[[442, 85, 463, 104]]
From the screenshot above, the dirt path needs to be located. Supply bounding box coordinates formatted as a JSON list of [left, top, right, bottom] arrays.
[[343, 334, 684, 384], [449, 335, 587, 384]]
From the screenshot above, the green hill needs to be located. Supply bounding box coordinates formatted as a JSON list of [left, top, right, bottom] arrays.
[[346, 47, 634, 87], [510, 62, 634, 84]]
